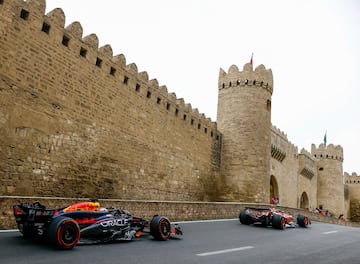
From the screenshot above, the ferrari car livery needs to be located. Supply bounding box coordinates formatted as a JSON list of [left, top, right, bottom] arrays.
[[239, 207, 310, 229], [13, 200, 182, 249]]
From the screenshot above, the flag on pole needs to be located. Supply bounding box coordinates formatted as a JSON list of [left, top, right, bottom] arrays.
[[250, 53, 253, 65], [323, 131, 327, 146]]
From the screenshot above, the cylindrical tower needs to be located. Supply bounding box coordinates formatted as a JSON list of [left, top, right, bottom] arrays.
[[312, 143, 345, 216], [216, 63, 273, 202]]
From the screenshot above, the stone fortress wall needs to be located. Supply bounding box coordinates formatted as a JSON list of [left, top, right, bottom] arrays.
[[1, 0, 359, 220], [0, 0, 221, 201]]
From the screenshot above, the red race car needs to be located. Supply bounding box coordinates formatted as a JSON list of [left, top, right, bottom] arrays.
[[239, 207, 310, 229]]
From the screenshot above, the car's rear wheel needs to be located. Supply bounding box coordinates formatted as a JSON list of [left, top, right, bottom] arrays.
[[297, 214, 310, 227], [150, 215, 171, 241], [48, 216, 80, 249], [239, 210, 253, 225], [272, 214, 286, 229]]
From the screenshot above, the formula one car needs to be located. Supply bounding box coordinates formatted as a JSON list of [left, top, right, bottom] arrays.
[[239, 207, 310, 229], [13, 200, 182, 249]]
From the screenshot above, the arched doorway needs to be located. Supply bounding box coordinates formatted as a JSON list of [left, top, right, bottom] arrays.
[[270, 175, 279, 204], [300, 192, 309, 209]]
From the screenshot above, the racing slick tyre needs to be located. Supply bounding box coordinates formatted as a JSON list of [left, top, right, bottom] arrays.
[[272, 214, 286, 230], [150, 215, 171, 241], [297, 214, 310, 228], [239, 210, 253, 225], [48, 216, 80, 249]]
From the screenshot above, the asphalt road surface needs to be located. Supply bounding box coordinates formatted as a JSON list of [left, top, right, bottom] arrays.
[[1, 219, 360, 264]]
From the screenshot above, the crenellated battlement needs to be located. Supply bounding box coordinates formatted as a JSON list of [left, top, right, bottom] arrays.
[[271, 125, 298, 153], [0, 0, 216, 132], [344, 172, 360, 184], [218, 63, 273, 95], [311, 143, 344, 162]]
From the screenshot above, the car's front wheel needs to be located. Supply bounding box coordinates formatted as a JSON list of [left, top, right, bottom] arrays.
[[150, 215, 171, 241], [297, 214, 310, 227]]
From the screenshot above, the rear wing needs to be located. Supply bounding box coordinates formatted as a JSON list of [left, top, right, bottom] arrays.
[[13, 201, 58, 223]]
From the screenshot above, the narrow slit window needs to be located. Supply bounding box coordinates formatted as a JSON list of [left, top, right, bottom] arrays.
[[166, 103, 170, 110], [157, 97, 161, 104], [0, 0, 4, 5], [204, 128, 207, 134], [20, 9, 29, 20], [41, 22, 51, 34], [135, 83, 140, 92], [96, 57, 102, 68], [198, 124, 201, 129], [110, 67, 116, 76], [62, 35, 70, 46], [147, 91, 151, 98], [183, 114, 187, 121], [80, 47, 87, 57], [191, 119, 194, 125], [123, 76, 129, 84], [175, 108, 179, 116]]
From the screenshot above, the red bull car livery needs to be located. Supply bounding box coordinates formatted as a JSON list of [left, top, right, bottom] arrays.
[[13, 200, 182, 249]]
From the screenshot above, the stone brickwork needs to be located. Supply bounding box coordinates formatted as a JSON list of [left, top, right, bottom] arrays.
[[217, 64, 273, 203], [0, 0, 359, 222], [0, 0, 221, 201], [344, 172, 360, 220], [312, 144, 345, 216]]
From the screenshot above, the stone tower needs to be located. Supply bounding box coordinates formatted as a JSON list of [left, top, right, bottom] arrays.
[[217, 63, 273, 202], [312, 143, 345, 216]]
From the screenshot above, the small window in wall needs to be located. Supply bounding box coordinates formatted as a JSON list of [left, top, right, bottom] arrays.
[[319, 167, 324, 171], [166, 103, 170, 110], [123, 76, 129, 84], [198, 124, 201, 129], [229, 82, 232, 87], [96, 57, 102, 68], [110, 67, 116, 76], [175, 108, 179, 116], [20, 9, 29, 20], [266, 99, 271, 111], [0, 0, 4, 5], [62, 35, 70, 46], [236, 80, 240, 85], [41, 22, 51, 34], [157, 97, 161, 104], [222, 83, 225, 88], [135, 83, 140, 92], [211, 131, 214, 137], [183, 114, 187, 121], [80, 47, 87, 57], [191, 119, 194, 125], [245, 79, 249, 84], [253, 80, 256, 85], [146, 91, 151, 98], [204, 127, 207, 134]]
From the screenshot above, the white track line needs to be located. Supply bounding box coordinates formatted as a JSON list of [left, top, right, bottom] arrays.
[[323, 230, 338, 234], [197, 246, 254, 256]]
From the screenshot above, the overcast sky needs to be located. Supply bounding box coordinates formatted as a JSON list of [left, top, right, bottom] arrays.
[[45, 0, 360, 175]]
